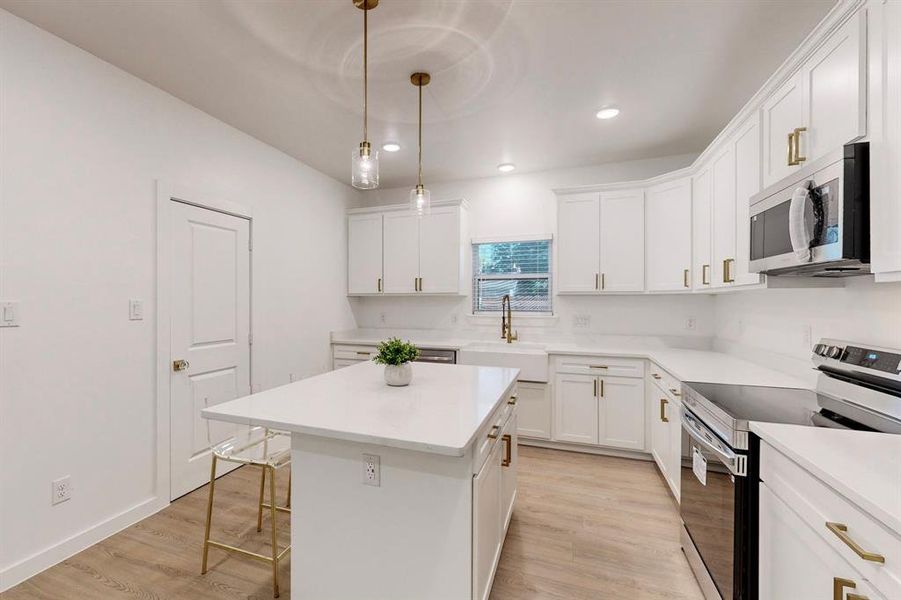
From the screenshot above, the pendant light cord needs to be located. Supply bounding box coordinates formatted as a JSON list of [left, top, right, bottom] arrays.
[[363, 6, 368, 143], [418, 83, 423, 187]]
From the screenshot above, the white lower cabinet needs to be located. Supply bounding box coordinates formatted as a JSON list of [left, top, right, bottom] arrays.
[[759, 484, 886, 600], [515, 382, 551, 440], [647, 363, 682, 501], [552, 357, 645, 451]]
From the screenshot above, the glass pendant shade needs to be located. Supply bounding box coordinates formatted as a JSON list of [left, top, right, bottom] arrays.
[[352, 144, 379, 190], [410, 184, 431, 216]]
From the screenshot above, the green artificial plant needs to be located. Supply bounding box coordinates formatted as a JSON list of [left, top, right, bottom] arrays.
[[373, 338, 420, 366]]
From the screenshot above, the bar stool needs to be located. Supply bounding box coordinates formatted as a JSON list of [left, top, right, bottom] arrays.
[[201, 426, 292, 598]]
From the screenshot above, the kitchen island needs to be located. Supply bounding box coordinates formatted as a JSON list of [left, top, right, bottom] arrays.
[[202, 360, 520, 600]]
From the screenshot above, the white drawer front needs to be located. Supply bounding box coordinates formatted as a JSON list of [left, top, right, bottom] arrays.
[[333, 344, 377, 361], [647, 362, 682, 400], [473, 387, 517, 474], [761, 442, 901, 598], [552, 355, 644, 379]]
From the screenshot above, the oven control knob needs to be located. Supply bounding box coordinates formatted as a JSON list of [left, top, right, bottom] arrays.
[[826, 346, 843, 359], [814, 344, 826, 356]]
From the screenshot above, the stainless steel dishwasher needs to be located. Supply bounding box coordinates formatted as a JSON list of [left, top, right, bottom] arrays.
[[414, 348, 457, 365]]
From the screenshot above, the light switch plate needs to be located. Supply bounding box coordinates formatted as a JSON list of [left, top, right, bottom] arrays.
[[0, 302, 19, 327], [129, 299, 143, 321]]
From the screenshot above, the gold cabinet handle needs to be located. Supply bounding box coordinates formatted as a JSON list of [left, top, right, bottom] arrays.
[[487, 425, 501, 440], [722, 258, 735, 283], [826, 522, 885, 563], [848, 594, 870, 600], [652, 373, 662, 380], [834, 577, 856, 600], [793, 127, 807, 163], [788, 131, 798, 166], [601, 273, 605, 290], [173, 359, 190, 372], [508, 393, 518, 405], [702, 264, 710, 285], [660, 398, 669, 422], [501, 434, 512, 467], [669, 387, 682, 397], [593, 379, 598, 398], [683, 268, 690, 288], [595, 273, 599, 290], [599, 379, 605, 398]]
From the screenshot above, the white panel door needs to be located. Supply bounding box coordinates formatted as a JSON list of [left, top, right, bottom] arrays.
[[692, 165, 713, 290], [762, 74, 804, 186], [733, 114, 764, 287], [759, 484, 884, 600], [666, 398, 682, 502], [169, 201, 250, 500], [347, 213, 383, 295], [500, 413, 518, 529], [557, 193, 600, 293], [711, 144, 736, 288], [599, 189, 645, 292], [418, 207, 459, 294], [553, 374, 598, 445], [803, 11, 866, 163], [598, 376, 645, 450], [649, 385, 671, 481], [382, 212, 419, 293], [472, 441, 502, 600], [515, 382, 551, 440], [645, 179, 692, 292]]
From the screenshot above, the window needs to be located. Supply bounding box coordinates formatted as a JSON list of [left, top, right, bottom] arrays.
[[472, 239, 552, 313]]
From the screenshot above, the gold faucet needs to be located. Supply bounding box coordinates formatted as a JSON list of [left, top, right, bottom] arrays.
[[501, 294, 518, 344]]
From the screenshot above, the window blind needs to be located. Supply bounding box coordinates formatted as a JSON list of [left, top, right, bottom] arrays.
[[472, 239, 552, 313]]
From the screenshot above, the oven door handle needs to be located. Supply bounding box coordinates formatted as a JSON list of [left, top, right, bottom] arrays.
[[681, 411, 745, 476]]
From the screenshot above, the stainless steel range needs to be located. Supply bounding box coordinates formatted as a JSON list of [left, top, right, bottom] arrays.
[[679, 339, 901, 600]]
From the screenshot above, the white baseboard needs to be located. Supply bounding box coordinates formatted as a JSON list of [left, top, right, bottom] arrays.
[[518, 437, 653, 461], [0, 495, 168, 592]]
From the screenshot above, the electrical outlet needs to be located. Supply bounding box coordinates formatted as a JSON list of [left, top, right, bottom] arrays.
[[685, 317, 696, 331], [362, 454, 380, 487], [379, 312, 387, 325], [52, 476, 72, 505], [289, 373, 295, 383], [572, 314, 591, 329]]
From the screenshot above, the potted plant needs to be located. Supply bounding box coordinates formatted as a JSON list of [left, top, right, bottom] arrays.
[[373, 337, 420, 386]]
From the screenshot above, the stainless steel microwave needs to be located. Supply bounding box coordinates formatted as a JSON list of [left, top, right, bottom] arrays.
[[749, 142, 869, 277]]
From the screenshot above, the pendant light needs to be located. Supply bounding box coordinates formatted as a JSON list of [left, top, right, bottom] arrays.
[[410, 72, 431, 216], [351, 0, 379, 189]]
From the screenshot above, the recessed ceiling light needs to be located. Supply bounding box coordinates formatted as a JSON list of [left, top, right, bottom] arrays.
[[382, 142, 401, 152], [497, 163, 516, 173], [595, 107, 620, 120]]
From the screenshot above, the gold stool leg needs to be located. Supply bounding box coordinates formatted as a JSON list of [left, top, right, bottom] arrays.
[[268, 465, 280, 598], [201, 455, 218, 574], [286, 470, 291, 509], [257, 464, 267, 532]]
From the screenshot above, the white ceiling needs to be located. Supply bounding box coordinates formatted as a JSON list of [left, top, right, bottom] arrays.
[[2, 0, 835, 188]]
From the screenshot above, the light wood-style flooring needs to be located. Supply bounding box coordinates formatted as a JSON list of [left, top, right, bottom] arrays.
[[3, 446, 702, 600]]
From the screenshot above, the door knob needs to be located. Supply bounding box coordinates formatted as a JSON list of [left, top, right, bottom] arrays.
[[173, 359, 190, 372]]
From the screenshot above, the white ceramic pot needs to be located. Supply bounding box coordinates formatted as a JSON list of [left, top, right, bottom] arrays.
[[384, 362, 413, 387]]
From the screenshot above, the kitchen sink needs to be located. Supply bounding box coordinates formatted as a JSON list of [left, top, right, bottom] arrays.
[[458, 341, 549, 383]]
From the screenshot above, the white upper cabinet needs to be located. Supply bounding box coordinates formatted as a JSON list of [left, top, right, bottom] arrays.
[[419, 207, 461, 294], [802, 10, 867, 162], [557, 193, 601, 293], [763, 10, 866, 187], [732, 113, 764, 286], [691, 165, 713, 290], [646, 178, 692, 292], [347, 213, 383, 295], [599, 190, 645, 292], [762, 73, 804, 187], [382, 212, 420, 294], [347, 201, 467, 296], [711, 144, 737, 288]]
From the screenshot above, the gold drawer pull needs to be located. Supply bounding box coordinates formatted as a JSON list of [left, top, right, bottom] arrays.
[[651, 373, 662, 380], [501, 434, 512, 467], [508, 393, 517, 405], [355, 351, 371, 356], [826, 522, 885, 563], [660, 398, 669, 422], [669, 387, 682, 397], [590, 365, 608, 369], [487, 425, 501, 440]]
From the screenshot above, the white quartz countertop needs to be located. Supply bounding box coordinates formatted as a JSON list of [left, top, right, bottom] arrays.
[[202, 361, 519, 457], [752, 422, 901, 534], [331, 330, 809, 389]]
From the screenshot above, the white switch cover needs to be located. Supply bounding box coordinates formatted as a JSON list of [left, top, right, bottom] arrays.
[[362, 454, 380, 487], [0, 302, 19, 327], [129, 299, 143, 321]]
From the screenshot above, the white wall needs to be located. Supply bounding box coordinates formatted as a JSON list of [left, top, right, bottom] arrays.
[[355, 155, 718, 340], [713, 278, 901, 384], [0, 10, 359, 588]]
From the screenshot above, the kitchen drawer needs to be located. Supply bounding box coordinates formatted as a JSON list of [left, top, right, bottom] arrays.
[[647, 362, 682, 400], [473, 387, 517, 474], [552, 355, 644, 379], [333, 358, 365, 370], [332, 344, 377, 361], [761, 441, 901, 598]]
